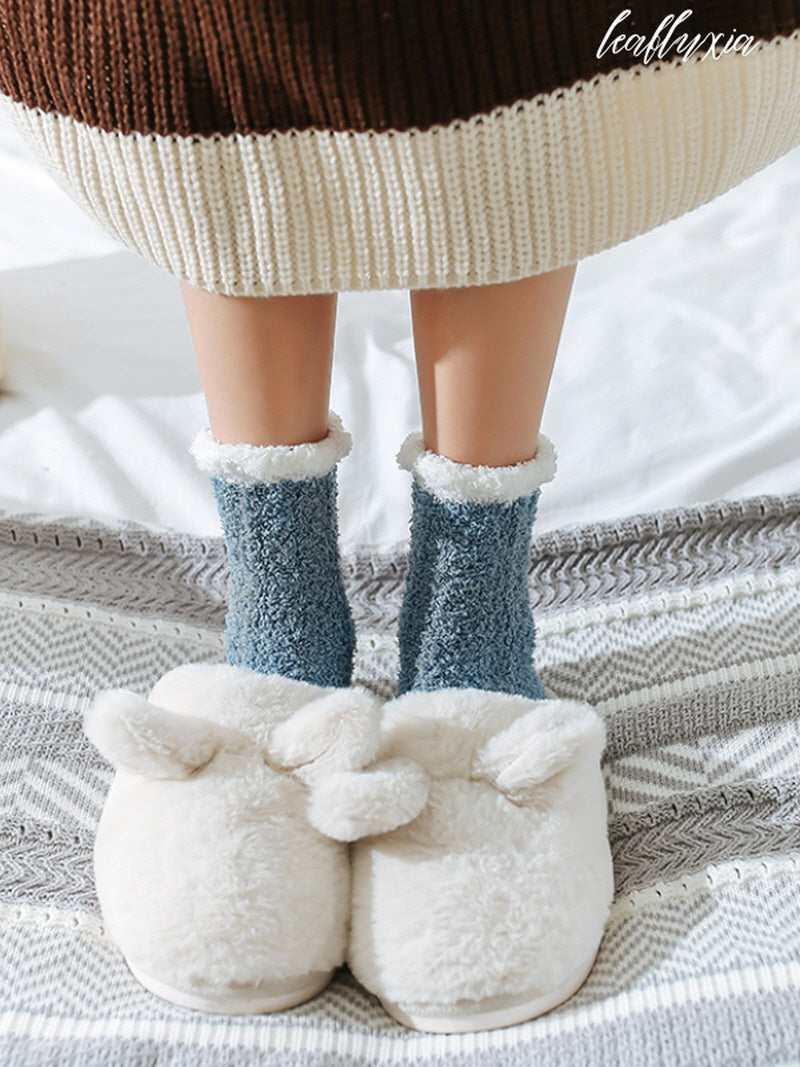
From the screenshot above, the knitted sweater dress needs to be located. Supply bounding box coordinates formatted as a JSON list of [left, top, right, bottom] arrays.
[[0, 3, 799, 297]]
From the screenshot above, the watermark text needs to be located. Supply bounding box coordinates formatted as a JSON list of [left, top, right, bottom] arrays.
[[597, 9, 759, 64]]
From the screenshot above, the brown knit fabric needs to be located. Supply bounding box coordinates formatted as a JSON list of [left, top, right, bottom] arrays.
[[0, 1, 797, 137], [3, 1, 800, 297]]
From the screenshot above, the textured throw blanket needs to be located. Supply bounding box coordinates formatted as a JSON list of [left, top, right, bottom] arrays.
[[1, 494, 799, 1066]]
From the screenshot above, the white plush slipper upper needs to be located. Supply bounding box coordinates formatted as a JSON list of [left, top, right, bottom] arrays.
[[331, 687, 615, 1033], [84, 662, 384, 1014]]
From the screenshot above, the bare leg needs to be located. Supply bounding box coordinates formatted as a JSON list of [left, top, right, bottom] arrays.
[[409, 265, 577, 465], [181, 282, 355, 687], [180, 282, 337, 446], [397, 266, 578, 697]]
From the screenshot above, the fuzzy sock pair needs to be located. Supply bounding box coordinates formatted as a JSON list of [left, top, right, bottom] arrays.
[[191, 411, 556, 696]]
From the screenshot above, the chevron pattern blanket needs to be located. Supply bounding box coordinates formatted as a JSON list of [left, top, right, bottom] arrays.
[[1, 494, 799, 1065]]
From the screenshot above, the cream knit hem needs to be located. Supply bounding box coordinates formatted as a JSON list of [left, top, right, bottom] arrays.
[[3, 29, 800, 295]]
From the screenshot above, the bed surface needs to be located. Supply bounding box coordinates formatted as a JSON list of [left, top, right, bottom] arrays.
[[1, 107, 800, 1067], [1, 496, 799, 1065], [1, 112, 799, 547]]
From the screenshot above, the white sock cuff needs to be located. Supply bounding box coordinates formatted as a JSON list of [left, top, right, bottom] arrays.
[[396, 431, 557, 504], [189, 410, 352, 485]]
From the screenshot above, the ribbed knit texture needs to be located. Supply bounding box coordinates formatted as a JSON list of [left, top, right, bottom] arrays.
[[2, 496, 800, 1061], [2, 1, 791, 138], [210, 470, 355, 688], [396, 479, 546, 698], [2, 6, 800, 296]]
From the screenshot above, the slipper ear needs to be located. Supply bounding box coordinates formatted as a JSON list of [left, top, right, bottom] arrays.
[[266, 686, 382, 783], [306, 757, 430, 842], [471, 700, 606, 804], [84, 688, 240, 779]]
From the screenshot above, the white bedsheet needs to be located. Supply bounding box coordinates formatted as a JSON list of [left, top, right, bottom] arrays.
[[1, 111, 799, 549]]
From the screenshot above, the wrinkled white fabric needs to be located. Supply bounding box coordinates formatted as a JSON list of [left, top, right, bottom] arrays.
[[0, 113, 798, 547]]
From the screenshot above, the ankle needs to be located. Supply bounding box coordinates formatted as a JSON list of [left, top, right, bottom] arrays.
[[190, 411, 356, 688], [395, 432, 556, 698]]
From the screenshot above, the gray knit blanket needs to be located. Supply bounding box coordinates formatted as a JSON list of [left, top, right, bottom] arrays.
[[1, 494, 799, 1066]]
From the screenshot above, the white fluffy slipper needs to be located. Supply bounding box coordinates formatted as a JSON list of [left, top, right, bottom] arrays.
[[84, 662, 384, 1014], [323, 687, 615, 1033]]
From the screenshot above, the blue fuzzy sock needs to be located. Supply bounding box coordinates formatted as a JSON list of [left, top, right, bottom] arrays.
[[395, 432, 557, 698], [190, 412, 356, 688]]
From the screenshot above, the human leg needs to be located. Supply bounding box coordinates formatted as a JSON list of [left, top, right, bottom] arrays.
[[183, 284, 356, 687], [181, 284, 335, 447], [397, 265, 577, 696], [410, 266, 576, 464], [347, 266, 614, 1034]]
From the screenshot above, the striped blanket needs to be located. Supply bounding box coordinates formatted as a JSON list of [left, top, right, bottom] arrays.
[[1, 494, 799, 1066]]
